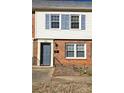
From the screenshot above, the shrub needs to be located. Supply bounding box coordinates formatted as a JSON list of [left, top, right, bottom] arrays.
[[73, 65, 92, 76], [86, 65, 92, 76]]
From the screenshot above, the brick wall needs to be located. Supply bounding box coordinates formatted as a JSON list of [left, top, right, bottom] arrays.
[[32, 14, 35, 39], [54, 39, 92, 66], [32, 13, 37, 65], [32, 40, 38, 65]]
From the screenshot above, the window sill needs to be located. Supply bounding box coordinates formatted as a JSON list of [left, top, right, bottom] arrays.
[[70, 29, 86, 31], [70, 28, 80, 30], [50, 28, 60, 30], [66, 57, 86, 59]]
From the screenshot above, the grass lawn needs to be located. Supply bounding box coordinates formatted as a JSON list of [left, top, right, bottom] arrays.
[[32, 66, 92, 93], [32, 76, 92, 93]]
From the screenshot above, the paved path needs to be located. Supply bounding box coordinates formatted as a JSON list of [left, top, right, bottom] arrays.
[[53, 76, 92, 82], [32, 68, 54, 82]]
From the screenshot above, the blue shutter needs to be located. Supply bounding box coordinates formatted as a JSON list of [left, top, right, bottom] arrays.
[[61, 14, 69, 30], [45, 14, 50, 29], [81, 15, 86, 30]]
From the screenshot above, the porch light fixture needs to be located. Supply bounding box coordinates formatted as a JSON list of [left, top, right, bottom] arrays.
[[55, 43, 58, 48]]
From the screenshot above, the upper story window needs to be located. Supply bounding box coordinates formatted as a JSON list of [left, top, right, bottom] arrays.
[[51, 15, 59, 28], [71, 15, 79, 29]]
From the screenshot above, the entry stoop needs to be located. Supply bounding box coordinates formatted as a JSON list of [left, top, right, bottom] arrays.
[[32, 66, 55, 77], [32, 66, 53, 69]]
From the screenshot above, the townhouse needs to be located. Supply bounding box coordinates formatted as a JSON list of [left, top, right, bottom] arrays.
[[32, 0, 92, 67]]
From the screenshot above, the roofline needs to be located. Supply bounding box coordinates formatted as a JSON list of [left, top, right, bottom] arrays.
[[32, 8, 92, 13], [34, 38, 92, 41]]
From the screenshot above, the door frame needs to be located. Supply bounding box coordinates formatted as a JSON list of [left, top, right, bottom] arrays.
[[37, 39, 53, 67]]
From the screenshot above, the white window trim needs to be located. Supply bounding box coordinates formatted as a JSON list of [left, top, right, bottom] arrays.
[[60, 14, 61, 30], [66, 43, 86, 59], [79, 14, 81, 30], [37, 39, 54, 67]]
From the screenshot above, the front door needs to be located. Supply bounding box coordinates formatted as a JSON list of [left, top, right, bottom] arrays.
[[40, 43, 51, 66]]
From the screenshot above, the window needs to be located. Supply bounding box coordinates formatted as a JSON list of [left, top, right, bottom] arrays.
[[51, 15, 59, 28], [65, 43, 86, 58], [66, 44, 74, 57], [76, 44, 85, 57], [71, 15, 79, 29]]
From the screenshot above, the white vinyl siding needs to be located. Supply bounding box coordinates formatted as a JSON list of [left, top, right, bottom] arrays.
[[36, 12, 92, 39]]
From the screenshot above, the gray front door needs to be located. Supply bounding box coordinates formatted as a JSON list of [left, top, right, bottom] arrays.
[[40, 43, 51, 66]]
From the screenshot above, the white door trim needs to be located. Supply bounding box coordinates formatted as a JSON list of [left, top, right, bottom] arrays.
[[37, 39, 53, 67]]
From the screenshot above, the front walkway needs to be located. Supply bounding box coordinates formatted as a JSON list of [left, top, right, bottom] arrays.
[[32, 67, 54, 82], [54, 75, 91, 81]]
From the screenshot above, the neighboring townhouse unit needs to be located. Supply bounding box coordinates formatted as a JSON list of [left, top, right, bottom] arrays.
[[32, 0, 92, 67]]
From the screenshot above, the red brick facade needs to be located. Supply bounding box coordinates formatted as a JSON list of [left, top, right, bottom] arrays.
[[32, 40, 38, 65], [32, 14, 38, 65], [54, 40, 92, 66], [32, 14, 35, 39]]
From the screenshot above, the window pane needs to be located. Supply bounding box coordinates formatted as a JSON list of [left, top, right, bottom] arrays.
[[66, 44, 74, 57], [51, 15, 59, 21], [71, 15, 79, 29], [71, 23, 79, 28], [66, 44, 74, 51], [77, 51, 84, 57], [51, 22, 59, 28], [76, 44, 85, 57], [71, 16, 79, 22], [67, 51, 74, 57], [76, 44, 84, 51]]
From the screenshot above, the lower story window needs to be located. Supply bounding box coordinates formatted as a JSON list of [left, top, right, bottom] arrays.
[[66, 44, 74, 57], [65, 43, 86, 58], [76, 44, 85, 57]]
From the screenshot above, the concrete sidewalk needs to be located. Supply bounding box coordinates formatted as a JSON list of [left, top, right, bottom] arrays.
[[53, 76, 92, 81], [32, 67, 54, 82]]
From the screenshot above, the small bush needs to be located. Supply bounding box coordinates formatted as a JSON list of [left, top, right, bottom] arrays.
[[79, 67, 84, 76], [86, 65, 92, 76], [73, 65, 92, 76]]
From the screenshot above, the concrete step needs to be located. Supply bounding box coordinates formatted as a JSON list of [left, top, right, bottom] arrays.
[[32, 66, 53, 70]]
